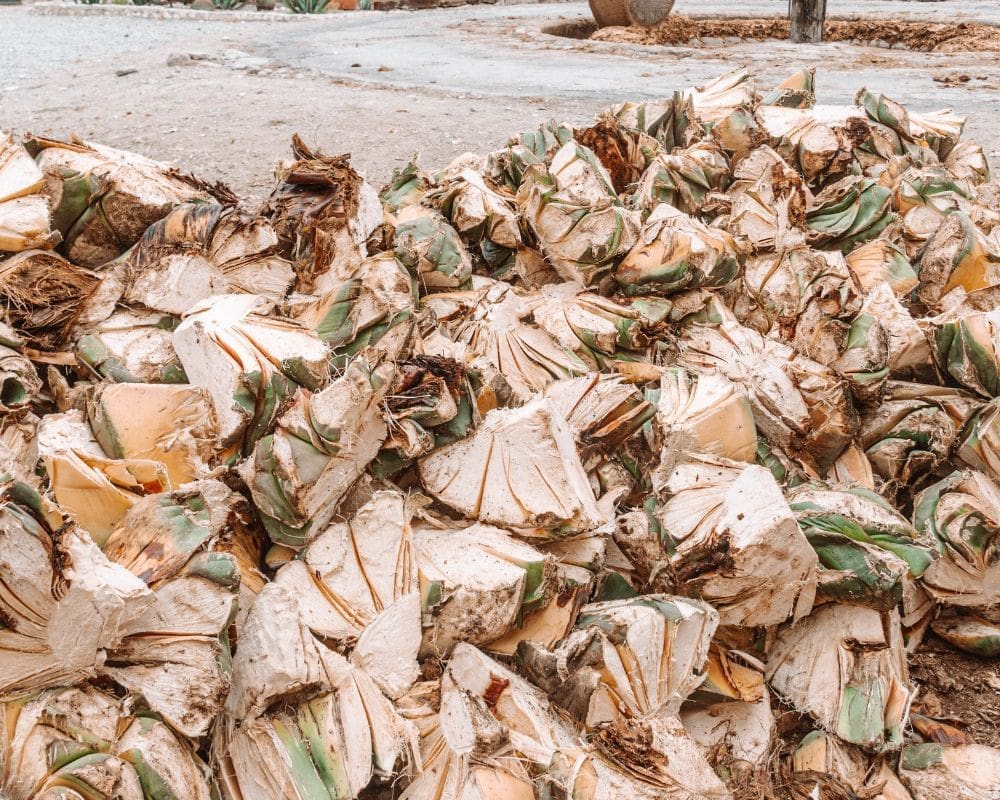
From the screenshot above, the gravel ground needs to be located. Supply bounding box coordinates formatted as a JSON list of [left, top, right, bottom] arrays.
[[2, 1, 999, 202]]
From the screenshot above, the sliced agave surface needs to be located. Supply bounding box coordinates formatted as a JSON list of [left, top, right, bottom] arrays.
[[419, 397, 608, 535], [766, 604, 911, 750], [1, 686, 213, 800]]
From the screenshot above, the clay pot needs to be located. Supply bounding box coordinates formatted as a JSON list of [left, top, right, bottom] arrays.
[[588, 0, 675, 28]]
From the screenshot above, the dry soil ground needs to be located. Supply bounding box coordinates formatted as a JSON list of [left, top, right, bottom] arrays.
[[2, 0, 1000, 204]]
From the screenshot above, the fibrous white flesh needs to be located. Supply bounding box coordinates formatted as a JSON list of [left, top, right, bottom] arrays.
[[173, 293, 329, 445], [415, 523, 551, 657], [574, 595, 719, 721], [88, 382, 218, 486], [899, 743, 1000, 800], [766, 604, 911, 750], [418, 398, 607, 535], [0, 519, 153, 698], [659, 456, 818, 626]]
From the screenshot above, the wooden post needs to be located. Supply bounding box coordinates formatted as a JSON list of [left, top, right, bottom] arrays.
[[789, 0, 826, 43]]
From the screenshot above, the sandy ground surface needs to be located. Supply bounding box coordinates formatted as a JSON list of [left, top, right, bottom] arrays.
[[2, 1, 1000, 203]]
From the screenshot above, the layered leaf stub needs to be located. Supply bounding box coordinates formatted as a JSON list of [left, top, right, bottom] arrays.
[[241, 356, 393, 549], [418, 398, 609, 536], [0, 480, 153, 700], [0, 132, 58, 253], [913, 470, 1000, 607], [225, 583, 417, 800], [28, 133, 213, 268], [658, 456, 818, 626], [1, 687, 213, 800], [173, 293, 330, 452], [790, 485, 935, 610], [518, 594, 717, 725], [517, 140, 640, 286], [767, 604, 911, 750], [676, 318, 857, 475], [124, 203, 294, 315]]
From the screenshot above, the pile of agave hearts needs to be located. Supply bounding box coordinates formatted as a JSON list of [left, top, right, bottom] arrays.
[[2, 66, 1000, 800]]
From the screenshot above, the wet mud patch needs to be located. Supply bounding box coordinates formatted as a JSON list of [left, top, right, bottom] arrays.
[[546, 16, 1000, 53]]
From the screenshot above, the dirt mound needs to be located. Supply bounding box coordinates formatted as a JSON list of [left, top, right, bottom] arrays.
[[590, 16, 1000, 52], [910, 642, 1000, 748]]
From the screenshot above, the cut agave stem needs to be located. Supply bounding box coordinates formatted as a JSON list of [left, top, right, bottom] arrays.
[[0, 132, 59, 253], [241, 356, 393, 549], [415, 521, 555, 657], [957, 396, 1000, 482], [931, 307, 1000, 398], [223, 582, 416, 800], [418, 397, 609, 536], [912, 469, 1000, 608], [657, 454, 818, 626], [616, 204, 740, 297], [898, 742, 1000, 800], [517, 140, 640, 286], [767, 604, 911, 750], [1, 686, 213, 800], [788, 484, 936, 611], [516, 594, 718, 724], [26, 133, 215, 268], [173, 293, 331, 452], [99, 481, 250, 738], [858, 380, 981, 506], [75, 309, 188, 384], [88, 382, 218, 486], [676, 315, 857, 476], [124, 203, 294, 315], [0, 480, 153, 699]]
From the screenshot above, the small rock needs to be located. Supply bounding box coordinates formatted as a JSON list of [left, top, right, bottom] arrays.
[[115, 68, 139, 77], [166, 53, 193, 67]]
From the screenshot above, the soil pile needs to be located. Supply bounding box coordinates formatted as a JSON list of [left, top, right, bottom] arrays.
[[591, 16, 1000, 52]]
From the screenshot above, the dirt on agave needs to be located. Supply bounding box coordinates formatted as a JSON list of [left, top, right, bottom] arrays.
[[909, 638, 1000, 748], [589, 16, 1000, 53]]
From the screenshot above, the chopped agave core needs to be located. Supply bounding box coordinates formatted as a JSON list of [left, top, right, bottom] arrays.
[[173, 293, 330, 450], [767, 604, 910, 750], [658, 455, 818, 626], [419, 397, 608, 535], [0, 132, 58, 252]]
